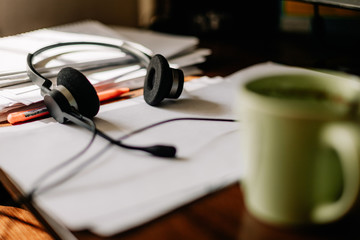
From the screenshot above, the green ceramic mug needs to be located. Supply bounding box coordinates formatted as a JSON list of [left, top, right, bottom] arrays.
[[239, 72, 360, 226]]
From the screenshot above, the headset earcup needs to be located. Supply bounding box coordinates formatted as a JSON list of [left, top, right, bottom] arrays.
[[57, 67, 100, 118], [144, 54, 172, 106]]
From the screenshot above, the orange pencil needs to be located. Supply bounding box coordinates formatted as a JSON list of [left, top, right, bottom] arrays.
[[7, 87, 131, 124], [97, 87, 130, 102], [7, 107, 49, 124]]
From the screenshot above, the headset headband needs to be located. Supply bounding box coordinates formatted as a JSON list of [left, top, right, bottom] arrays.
[[27, 41, 152, 95]]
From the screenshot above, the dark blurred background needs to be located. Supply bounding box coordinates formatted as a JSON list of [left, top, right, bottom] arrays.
[[1, 0, 360, 74], [148, 0, 360, 75]]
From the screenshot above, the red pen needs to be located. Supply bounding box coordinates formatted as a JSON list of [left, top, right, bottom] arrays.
[[7, 87, 130, 124]]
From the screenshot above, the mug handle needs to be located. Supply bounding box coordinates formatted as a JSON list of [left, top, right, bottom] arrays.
[[312, 122, 360, 223]]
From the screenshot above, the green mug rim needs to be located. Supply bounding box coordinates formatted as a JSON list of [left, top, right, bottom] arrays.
[[240, 73, 360, 120]]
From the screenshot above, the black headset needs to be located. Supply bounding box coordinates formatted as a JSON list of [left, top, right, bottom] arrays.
[[22, 41, 236, 203], [27, 41, 185, 157]]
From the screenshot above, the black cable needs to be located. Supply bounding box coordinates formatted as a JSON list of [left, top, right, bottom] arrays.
[[95, 128, 176, 157], [20, 116, 97, 204], [118, 117, 236, 141], [28, 140, 110, 199], [98, 117, 235, 157], [19, 116, 236, 204]]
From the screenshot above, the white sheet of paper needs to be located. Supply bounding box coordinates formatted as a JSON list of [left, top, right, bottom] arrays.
[[0, 75, 242, 236], [110, 26, 199, 58]]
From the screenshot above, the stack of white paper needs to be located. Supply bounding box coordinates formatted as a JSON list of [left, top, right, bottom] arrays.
[[0, 20, 211, 122], [0, 73, 242, 237]]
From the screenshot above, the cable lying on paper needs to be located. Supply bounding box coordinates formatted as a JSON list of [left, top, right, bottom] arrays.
[[19, 117, 235, 204], [16, 41, 236, 204]]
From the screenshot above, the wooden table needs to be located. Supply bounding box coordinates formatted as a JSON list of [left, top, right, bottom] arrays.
[[1, 182, 360, 240], [1, 30, 360, 240]]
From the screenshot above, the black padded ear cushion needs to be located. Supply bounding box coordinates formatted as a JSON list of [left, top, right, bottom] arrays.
[[144, 54, 172, 106], [57, 67, 100, 118]]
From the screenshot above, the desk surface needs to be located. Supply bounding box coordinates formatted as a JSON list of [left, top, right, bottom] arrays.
[[1, 183, 359, 240], [1, 30, 360, 239], [297, 0, 360, 10]]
